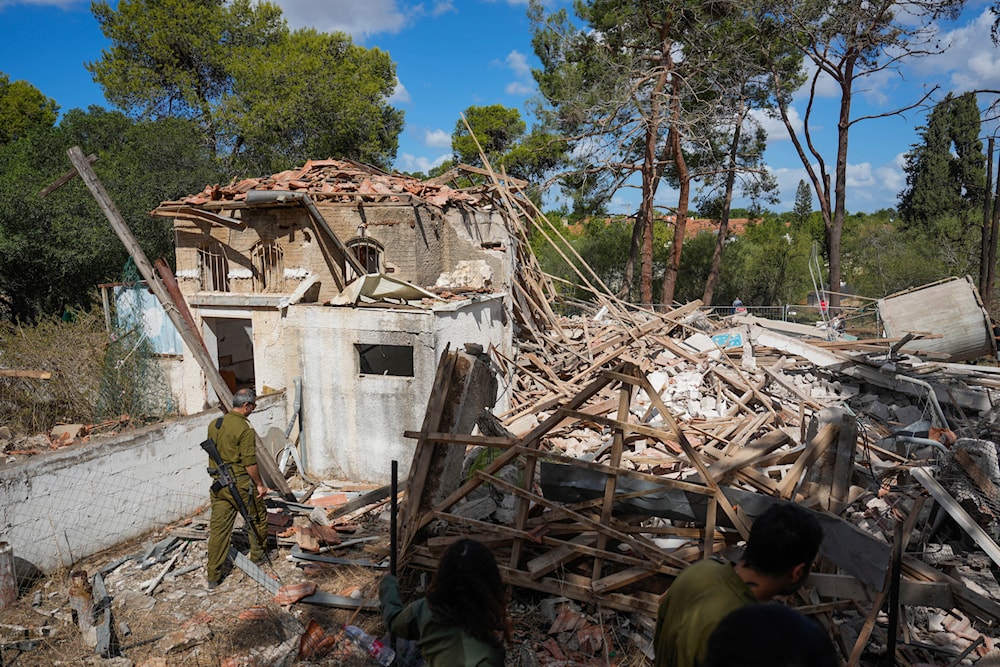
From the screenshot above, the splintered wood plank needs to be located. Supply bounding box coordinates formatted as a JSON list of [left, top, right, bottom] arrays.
[[705, 429, 792, 483], [499, 566, 660, 616], [0, 369, 51, 379], [608, 366, 751, 538], [593, 380, 631, 582], [432, 512, 677, 576], [911, 467, 1000, 568], [526, 533, 598, 579], [778, 422, 839, 500], [399, 346, 456, 553], [592, 566, 657, 595], [703, 496, 717, 560], [478, 469, 686, 573], [419, 367, 620, 560]]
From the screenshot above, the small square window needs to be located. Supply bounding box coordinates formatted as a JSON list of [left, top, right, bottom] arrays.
[[356, 344, 414, 377]]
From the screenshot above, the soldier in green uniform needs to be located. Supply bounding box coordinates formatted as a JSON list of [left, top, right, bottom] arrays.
[[205, 388, 270, 589], [654, 503, 823, 667]]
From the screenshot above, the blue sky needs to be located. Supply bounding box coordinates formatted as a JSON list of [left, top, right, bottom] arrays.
[[2, 0, 1000, 215]]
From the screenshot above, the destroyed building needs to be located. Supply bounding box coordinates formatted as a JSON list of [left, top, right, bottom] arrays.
[[9, 151, 1000, 665], [148, 159, 519, 482]]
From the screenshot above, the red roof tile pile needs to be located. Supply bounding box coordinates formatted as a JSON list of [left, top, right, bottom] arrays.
[[179, 159, 482, 208]]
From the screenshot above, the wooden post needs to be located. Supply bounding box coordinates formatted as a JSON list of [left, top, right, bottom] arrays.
[[67, 147, 233, 409], [0, 542, 16, 608], [67, 146, 294, 500]]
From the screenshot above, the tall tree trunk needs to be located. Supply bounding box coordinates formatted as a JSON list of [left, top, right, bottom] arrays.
[[979, 136, 994, 301], [828, 82, 853, 310], [620, 217, 643, 300], [703, 110, 744, 307], [661, 83, 689, 306], [637, 27, 672, 306]]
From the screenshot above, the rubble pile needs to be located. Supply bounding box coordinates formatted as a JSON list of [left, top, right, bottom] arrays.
[[168, 159, 515, 209], [397, 293, 1000, 666]]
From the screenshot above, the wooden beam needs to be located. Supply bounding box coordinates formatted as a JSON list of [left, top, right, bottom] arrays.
[[0, 369, 51, 380], [65, 146, 295, 500], [911, 467, 1000, 569]]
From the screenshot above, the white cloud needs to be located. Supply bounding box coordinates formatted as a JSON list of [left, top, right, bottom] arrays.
[[845, 162, 874, 189], [489, 49, 536, 99], [505, 50, 531, 78], [431, 1, 456, 17], [397, 151, 451, 174], [388, 78, 410, 104], [424, 129, 452, 148], [274, 0, 408, 38], [750, 106, 803, 146], [505, 81, 534, 95]]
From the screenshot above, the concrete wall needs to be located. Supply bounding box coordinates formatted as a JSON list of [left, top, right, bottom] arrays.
[[272, 295, 510, 484], [0, 395, 285, 573]]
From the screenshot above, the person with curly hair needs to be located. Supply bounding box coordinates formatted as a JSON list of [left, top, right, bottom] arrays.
[[379, 538, 510, 666]]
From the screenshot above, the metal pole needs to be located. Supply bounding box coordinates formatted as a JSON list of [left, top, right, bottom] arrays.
[[390, 460, 398, 577]]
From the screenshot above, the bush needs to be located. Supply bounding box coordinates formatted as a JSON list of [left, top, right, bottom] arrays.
[[0, 309, 108, 436]]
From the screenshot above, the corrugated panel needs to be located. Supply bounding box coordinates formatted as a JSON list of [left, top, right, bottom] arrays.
[[877, 276, 995, 362]]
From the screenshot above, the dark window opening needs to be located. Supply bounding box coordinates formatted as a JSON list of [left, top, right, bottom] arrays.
[[346, 237, 384, 279], [199, 242, 230, 292], [252, 241, 284, 292], [356, 344, 413, 377]]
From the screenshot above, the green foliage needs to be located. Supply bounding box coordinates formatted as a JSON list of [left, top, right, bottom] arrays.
[[0, 73, 58, 145], [222, 29, 402, 174], [88, 0, 402, 173], [897, 92, 984, 277], [734, 217, 813, 305], [451, 105, 568, 205], [453, 105, 526, 168], [793, 180, 812, 225], [841, 216, 947, 297], [0, 309, 108, 435], [88, 0, 284, 123], [0, 108, 223, 322]]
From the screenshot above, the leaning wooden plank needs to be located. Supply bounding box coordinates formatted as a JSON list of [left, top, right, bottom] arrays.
[[911, 467, 1000, 569], [526, 533, 598, 579], [593, 381, 632, 582], [477, 470, 687, 572], [432, 512, 677, 576], [327, 484, 393, 521], [612, 366, 751, 538], [592, 566, 657, 595], [414, 368, 624, 545], [778, 423, 839, 499], [705, 430, 792, 483], [399, 346, 456, 552], [903, 558, 1000, 625], [501, 565, 660, 617]]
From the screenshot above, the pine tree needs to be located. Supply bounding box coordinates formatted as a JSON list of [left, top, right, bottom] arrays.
[[898, 92, 985, 253], [792, 180, 812, 226]]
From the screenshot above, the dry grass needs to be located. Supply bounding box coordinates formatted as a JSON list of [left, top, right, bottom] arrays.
[[0, 309, 108, 436]]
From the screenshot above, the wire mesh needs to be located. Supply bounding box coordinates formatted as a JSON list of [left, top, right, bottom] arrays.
[[95, 260, 177, 424]]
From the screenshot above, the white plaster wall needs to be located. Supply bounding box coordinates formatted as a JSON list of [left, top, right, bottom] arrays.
[[0, 396, 285, 573], [432, 295, 512, 416], [285, 306, 437, 484], [280, 296, 512, 484]]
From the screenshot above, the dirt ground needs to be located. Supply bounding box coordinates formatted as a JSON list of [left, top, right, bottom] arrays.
[[0, 494, 646, 667]]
